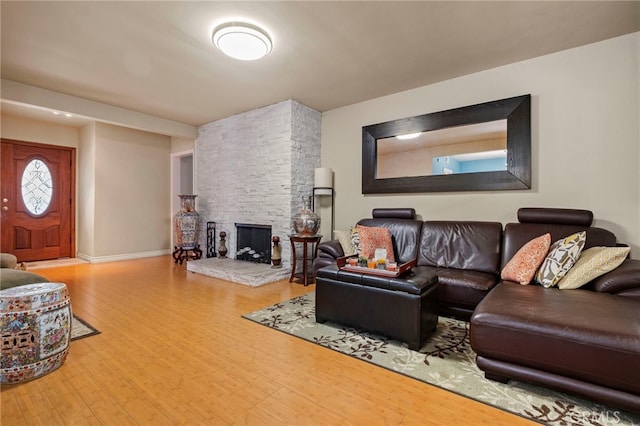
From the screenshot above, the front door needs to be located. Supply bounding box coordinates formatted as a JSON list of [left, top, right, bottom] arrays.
[[1, 139, 75, 262]]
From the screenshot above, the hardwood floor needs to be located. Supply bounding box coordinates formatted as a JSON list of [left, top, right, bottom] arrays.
[[1, 256, 534, 425]]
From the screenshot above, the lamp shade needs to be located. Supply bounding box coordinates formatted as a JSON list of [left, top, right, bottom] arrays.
[[314, 168, 333, 195]]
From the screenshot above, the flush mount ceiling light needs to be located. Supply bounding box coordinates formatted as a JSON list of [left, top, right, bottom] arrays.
[[212, 22, 272, 61]]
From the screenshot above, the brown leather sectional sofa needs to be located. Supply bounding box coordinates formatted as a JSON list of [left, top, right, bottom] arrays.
[[313, 207, 640, 414]]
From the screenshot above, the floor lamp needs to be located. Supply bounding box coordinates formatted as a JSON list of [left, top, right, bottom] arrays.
[[312, 167, 334, 239]]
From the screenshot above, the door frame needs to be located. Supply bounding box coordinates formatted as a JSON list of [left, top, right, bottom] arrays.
[[1, 138, 77, 260]]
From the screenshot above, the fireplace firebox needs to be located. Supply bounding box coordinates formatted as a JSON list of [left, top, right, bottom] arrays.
[[235, 223, 272, 265]]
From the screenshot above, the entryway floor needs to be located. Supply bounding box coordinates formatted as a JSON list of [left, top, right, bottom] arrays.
[[26, 258, 89, 270]]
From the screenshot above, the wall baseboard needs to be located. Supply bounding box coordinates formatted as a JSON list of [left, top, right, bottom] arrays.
[[77, 249, 171, 264]]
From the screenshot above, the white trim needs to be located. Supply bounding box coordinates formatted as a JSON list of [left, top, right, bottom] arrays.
[[77, 250, 171, 264]]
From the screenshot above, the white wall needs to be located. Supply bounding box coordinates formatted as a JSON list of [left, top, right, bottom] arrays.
[[179, 156, 193, 194], [171, 136, 195, 153], [321, 33, 640, 257], [78, 123, 96, 257], [88, 123, 172, 260], [1, 113, 80, 148]]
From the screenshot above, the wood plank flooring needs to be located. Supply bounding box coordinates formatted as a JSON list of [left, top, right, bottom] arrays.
[[1, 256, 535, 425]]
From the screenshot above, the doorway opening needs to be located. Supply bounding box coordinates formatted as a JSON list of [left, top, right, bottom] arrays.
[[171, 150, 195, 247]]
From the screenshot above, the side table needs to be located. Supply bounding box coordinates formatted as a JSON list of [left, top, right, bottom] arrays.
[[288, 234, 322, 286]]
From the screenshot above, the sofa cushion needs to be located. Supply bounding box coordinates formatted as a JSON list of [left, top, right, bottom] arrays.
[[417, 221, 503, 274], [356, 225, 395, 262], [416, 265, 499, 310], [357, 217, 423, 264], [471, 283, 640, 396], [500, 233, 550, 285], [535, 231, 586, 288], [558, 246, 630, 290]]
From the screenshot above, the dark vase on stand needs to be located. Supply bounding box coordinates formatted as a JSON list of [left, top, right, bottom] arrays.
[[292, 195, 320, 236], [271, 236, 282, 268], [218, 231, 228, 258], [172, 195, 203, 264]]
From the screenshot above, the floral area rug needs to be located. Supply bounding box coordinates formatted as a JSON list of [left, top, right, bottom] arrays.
[[71, 315, 100, 341], [243, 293, 640, 425]]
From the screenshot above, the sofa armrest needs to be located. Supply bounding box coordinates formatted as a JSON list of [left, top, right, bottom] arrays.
[[317, 240, 345, 259], [591, 259, 640, 295], [312, 241, 344, 277]]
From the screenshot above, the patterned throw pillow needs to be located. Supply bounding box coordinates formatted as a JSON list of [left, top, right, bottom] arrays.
[[558, 246, 630, 290], [350, 227, 361, 256], [535, 231, 586, 288], [334, 229, 357, 256], [501, 233, 551, 285], [355, 225, 395, 262]]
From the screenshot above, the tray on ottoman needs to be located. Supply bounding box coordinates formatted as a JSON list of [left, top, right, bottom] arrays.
[[336, 256, 415, 277]]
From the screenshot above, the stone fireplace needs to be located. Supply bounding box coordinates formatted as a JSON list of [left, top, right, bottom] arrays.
[[193, 99, 322, 271]]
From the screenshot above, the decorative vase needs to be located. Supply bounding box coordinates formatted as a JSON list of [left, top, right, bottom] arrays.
[[174, 195, 201, 249], [292, 195, 320, 236], [0, 283, 71, 384], [218, 231, 228, 258], [271, 235, 282, 268]]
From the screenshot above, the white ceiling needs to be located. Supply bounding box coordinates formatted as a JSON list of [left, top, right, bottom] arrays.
[[1, 1, 639, 129]]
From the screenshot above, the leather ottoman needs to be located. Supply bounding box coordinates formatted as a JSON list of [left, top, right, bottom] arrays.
[[1, 282, 72, 384], [316, 265, 438, 351]]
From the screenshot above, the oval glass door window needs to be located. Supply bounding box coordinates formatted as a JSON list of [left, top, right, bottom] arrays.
[[21, 159, 53, 215]]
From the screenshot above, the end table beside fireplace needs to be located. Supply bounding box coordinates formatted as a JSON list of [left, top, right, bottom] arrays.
[[288, 234, 322, 286]]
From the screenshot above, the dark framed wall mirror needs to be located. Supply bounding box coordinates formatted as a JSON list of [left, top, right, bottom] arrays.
[[362, 94, 531, 194]]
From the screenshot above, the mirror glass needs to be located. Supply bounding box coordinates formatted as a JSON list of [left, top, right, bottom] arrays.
[[376, 120, 507, 178], [362, 95, 531, 193]]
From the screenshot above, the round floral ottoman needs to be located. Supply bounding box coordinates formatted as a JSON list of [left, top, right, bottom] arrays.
[[0, 282, 72, 384]]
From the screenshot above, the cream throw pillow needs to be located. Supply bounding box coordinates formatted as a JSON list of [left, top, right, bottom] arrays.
[[558, 246, 630, 289], [334, 229, 357, 256]]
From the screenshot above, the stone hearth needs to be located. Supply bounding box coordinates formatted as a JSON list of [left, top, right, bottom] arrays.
[[186, 258, 290, 287]]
